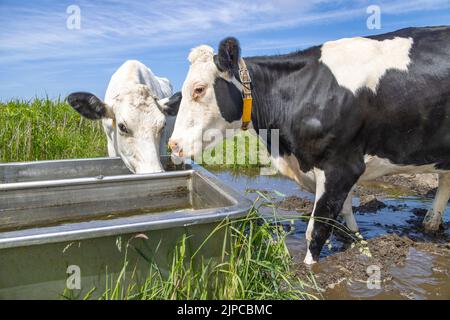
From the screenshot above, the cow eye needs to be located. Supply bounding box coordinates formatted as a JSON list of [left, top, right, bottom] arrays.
[[192, 84, 207, 100], [118, 123, 129, 134], [194, 87, 204, 95]]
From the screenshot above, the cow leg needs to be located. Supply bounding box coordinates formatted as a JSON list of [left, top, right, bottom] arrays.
[[340, 188, 359, 232], [273, 153, 358, 232], [305, 160, 364, 265], [423, 173, 450, 232], [304, 168, 325, 264]]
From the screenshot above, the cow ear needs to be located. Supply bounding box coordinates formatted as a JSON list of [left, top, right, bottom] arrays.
[[67, 92, 114, 120], [215, 37, 241, 73], [158, 91, 181, 116]]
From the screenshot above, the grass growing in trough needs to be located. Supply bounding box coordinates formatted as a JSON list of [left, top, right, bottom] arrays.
[[66, 198, 319, 300]]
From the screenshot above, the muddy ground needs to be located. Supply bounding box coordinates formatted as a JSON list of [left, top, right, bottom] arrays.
[[275, 195, 314, 214], [294, 234, 450, 296], [276, 173, 450, 299], [275, 173, 441, 215], [354, 173, 443, 202], [216, 169, 449, 299], [274, 173, 450, 238]]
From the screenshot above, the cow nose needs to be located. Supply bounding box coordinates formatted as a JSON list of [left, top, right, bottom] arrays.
[[168, 139, 178, 152], [168, 139, 183, 156]]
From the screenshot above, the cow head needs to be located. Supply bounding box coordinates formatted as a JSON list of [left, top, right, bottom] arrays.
[[168, 37, 245, 158], [67, 84, 169, 173]]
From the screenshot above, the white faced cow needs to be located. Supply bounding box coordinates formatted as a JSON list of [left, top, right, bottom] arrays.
[[68, 60, 179, 173], [166, 26, 450, 264]]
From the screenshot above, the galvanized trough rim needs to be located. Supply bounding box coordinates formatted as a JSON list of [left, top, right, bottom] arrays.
[[0, 169, 194, 191], [0, 159, 253, 250]]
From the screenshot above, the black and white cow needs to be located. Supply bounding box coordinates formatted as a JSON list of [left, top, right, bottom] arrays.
[[67, 60, 177, 173], [166, 26, 450, 264]]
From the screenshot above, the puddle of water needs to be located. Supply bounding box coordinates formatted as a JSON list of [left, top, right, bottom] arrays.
[[208, 167, 312, 201], [322, 247, 450, 300], [209, 167, 450, 300]]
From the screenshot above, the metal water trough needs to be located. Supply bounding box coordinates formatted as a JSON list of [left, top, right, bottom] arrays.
[[0, 157, 252, 299]]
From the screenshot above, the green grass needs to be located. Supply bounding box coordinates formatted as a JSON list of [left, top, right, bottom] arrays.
[[64, 197, 319, 300], [1, 98, 269, 168], [0, 98, 107, 162], [203, 131, 271, 169]]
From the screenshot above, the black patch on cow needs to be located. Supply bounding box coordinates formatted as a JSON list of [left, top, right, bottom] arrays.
[[213, 78, 243, 123], [242, 26, 450, 173], [215, 37, 241, 74], [162, 91, 181, 116], [224, 26, 450, 258], [436, 159, 450, 170], [67, 92, 108, 120]]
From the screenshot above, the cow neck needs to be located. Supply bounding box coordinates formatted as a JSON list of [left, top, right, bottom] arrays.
[[241, 56, 308, 156], [241, 59, 286, 131]]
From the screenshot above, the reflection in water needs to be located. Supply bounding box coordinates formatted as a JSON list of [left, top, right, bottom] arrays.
[[209, 167, 450, 300], [323, 248, 450, 300]]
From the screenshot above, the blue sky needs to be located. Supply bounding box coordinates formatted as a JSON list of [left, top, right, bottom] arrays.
[[1, 0, 449, 101]]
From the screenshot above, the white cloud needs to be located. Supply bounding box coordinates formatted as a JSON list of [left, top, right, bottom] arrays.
[[0, 0, 448, 64], [1, 0, 448, 100]]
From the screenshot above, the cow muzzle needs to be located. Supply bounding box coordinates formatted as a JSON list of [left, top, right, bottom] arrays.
[[168, 139, 183, 157]]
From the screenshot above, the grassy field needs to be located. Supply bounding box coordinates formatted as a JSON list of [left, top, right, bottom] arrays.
[[0, 98, 107, 162], [0, 98, 269, 167]]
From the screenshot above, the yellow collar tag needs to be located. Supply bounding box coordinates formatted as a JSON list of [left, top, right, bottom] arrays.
[[238, 58, 252, 131], [241, 97, 253, 130]]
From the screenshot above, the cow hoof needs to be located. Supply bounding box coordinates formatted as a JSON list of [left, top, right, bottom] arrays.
[[423, 210, 442, 233], [303, 250, 317, 265]]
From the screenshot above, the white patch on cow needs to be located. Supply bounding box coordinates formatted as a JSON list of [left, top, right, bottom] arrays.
[[105, 60, 172, 101], [361, 155, 446, 181], [271, 155, 316, 192], [424, 173, 450, 231], [320, 36, 413, 94], [110, 85, 166, 173], [188, 45, 215, 64], [304, 168, 326, 265], [101, 60, 173, 173], [272, 154, 360, 232], [341, 188, 359, 232], [304, 249, 315, 265], [305, 118, 322, 129], [102, 119, 119, 157], [170, 45, 241, 158], [155, 76, 173, 98]]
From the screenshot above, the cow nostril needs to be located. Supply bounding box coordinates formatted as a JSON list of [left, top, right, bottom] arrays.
[[168, 139, 178, 151]]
